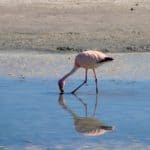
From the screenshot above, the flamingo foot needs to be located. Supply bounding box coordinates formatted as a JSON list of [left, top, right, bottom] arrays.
[[71, 90, 76, 94]]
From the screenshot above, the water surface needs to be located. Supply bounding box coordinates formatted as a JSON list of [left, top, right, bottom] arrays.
[[0, 77, 150, 150]]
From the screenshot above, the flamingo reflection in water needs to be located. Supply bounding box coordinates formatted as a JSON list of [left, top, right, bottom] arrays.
[[58, 94, 114, 136]]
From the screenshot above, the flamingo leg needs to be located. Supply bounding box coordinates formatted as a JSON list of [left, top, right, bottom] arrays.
[[93, 68, 98, 94], [71, 69, 88, 94]]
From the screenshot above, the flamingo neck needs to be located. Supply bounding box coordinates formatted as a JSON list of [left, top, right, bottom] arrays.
[[61, 66, 78, 82]]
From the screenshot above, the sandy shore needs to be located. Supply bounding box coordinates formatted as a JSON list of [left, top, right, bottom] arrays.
[[0, 0, 150, 52]]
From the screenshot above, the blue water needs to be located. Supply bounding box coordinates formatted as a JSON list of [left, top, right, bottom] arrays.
[[0, 77, 150, 149]]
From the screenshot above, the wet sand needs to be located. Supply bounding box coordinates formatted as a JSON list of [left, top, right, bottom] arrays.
[[0, 52, 150, 81], [0, 0, 150, 52]]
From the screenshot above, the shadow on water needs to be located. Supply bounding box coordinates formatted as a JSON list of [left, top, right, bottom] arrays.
[[58, 94, 114, 136]]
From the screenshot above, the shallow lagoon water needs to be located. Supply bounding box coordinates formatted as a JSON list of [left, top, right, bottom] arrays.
[[0, 77, 150, 150]]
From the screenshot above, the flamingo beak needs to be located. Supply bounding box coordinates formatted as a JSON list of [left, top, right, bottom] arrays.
[[59, 86, 64, 94], [58, 80, 64, 94]]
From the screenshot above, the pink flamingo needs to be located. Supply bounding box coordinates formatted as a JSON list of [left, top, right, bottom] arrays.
[[58, 50, 113, 94]]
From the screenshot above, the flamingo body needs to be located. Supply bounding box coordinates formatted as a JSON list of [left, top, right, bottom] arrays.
[[58, 50, 113, 94], [75, 50, 106, 69]]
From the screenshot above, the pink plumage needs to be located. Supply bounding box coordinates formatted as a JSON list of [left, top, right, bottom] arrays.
[[58, 50, 113, 94], [75, 50, 107, 68]]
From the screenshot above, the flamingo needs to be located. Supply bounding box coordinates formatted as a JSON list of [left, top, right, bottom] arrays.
[[58, 50, 114, 94]]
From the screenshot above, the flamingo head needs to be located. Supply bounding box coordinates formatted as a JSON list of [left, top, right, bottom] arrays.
[[58, 79, 65, 94]]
